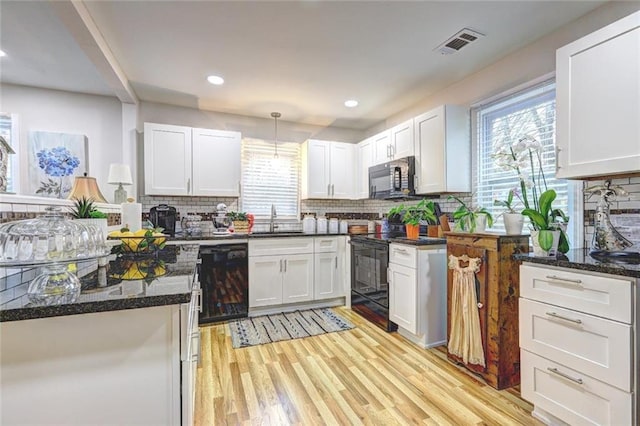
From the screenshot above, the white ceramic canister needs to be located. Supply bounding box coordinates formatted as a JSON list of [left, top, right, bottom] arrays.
[[302, 215, 316, 234], [367, 220, 376, 234], [316, 216, 328, 234], [339, 220, 348, 234], [329, 218, 339, 234]]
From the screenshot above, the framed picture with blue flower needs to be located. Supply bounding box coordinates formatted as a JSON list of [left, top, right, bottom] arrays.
[[28, 130, 88, 198]]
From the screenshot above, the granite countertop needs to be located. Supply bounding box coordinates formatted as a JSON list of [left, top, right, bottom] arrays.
[[350, 233, 446, 246], [169, 231, 349, 241], [515, 248, 640, 279], [0, 243, 201, 322]]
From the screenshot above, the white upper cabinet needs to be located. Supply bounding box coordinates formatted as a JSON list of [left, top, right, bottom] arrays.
[[144, 123, 192, 196], [414, 105, 470, 194], [329, 142, 355, 198], [390, 119, 415, 159], [371, 120, 415, 166], [372, 130, 392, 165], [356, 138, 374, 199], [556, 11, 640, 179], [144, 123, 241, 197], [301, 139, 355, 199], [192, 128, 241, 197]]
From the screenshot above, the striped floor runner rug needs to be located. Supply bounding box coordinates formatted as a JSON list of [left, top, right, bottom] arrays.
[[229, 308, 355, 348]]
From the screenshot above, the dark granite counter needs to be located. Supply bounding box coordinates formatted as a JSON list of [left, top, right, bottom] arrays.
[[350, 233, 446, 246], [515, 248, 640, 279], [0, 243, 201, 322], [168, 231, 349, 241], [388, 236, 447, 246]]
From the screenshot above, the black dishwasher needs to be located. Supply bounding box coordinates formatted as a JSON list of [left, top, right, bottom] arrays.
[[198, 243, 248, 324]]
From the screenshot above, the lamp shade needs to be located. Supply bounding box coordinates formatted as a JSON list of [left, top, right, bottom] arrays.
[[107, 163, 133, 185], [67, 173, 107, 203]]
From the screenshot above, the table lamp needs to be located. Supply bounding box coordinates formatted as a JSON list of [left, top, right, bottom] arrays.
[[108, 164, 133, 204], [67, 172, 107, 203]]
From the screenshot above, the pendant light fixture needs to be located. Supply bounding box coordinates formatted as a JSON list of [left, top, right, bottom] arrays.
[[271, 112, 281, 159]]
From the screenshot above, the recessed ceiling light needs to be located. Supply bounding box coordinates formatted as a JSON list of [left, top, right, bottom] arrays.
[[344, 99, 358, 108], [207, 75, 224, 85], [0, 50, 6, 57]]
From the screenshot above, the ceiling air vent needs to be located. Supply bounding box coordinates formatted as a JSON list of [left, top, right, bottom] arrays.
[[435, 28, 485, 55]]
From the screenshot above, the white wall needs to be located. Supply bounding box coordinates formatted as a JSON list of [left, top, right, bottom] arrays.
[[139, 101, 364, 144], [366, 1, 640, 136], [0, 83, 124, 202]]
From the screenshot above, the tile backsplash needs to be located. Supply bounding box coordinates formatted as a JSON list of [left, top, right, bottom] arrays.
[[2, 175, 639, 251]]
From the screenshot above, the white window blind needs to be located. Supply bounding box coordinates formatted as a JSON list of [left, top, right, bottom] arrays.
[[474, 80, 571, 233], [0, 113, 16, 193], [240, 138, 300, 219]]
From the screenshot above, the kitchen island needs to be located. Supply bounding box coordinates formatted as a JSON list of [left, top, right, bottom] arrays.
[[0, 243, 201, 426]]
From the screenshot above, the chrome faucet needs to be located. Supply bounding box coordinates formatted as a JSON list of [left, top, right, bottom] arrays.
[[269, 204, 279, 232]]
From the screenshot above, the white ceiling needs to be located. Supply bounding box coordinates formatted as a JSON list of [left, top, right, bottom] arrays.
[[1, 1, 606, 130]]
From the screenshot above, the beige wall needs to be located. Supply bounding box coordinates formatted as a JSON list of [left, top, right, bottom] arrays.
[[139, 101, 364, 144], [365, 1, 640, 137]]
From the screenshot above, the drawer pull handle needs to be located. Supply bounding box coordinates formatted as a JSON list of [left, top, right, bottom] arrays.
[[394, 248, 408, 254], [545, 275, 583, 286], [547, 367, 583, 385], [546, 311, 582, 324]]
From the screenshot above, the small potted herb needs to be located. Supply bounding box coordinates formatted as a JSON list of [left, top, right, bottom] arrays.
[[448, 195, 493, 233], [494, 189, 524, 235], [227, 211, 249, 234], [69, 196, 108, 239], [401, 199, 438, 239]]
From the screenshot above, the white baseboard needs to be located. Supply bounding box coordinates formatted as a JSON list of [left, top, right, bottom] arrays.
[[397, 327, 447, 349], [248, 298, 345, 317]]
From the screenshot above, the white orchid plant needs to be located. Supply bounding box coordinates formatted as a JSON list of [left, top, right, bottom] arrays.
[[492, 135, 570, 253]]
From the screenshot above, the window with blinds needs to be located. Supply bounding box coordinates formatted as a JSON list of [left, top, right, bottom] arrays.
[[240, 138, 300, 219], [0, 113, 16, 193], [474, 80, 571, 234]]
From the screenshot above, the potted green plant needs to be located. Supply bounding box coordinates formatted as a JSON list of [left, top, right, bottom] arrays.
[[401, 199, 438, 239], [522, 189, 569, 256], [448, 195, 493, 233], [493, 135, 570, 255], [69, 196, 108, 239], [227, 211, 249, 234]]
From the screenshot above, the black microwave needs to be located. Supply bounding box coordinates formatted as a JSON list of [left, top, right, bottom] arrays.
[[369, 156, 416, 199]]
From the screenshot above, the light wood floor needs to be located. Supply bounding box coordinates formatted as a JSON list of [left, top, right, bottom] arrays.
[[195, 307, 541, 425]]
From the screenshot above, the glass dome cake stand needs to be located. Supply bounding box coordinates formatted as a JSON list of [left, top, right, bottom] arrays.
[[0, 207, 111, 305]]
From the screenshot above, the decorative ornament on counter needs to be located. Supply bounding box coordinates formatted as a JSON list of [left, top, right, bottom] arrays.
[[586, 180, 636, 258]]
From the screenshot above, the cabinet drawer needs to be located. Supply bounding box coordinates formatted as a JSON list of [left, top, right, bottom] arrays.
[[521, 350, 632, 426], [249, 238, 314, 256], [314, 237, 338, 253], [389, 244, 416, 268], [519, 298, 631, 391], [520, 264, 633, 323]]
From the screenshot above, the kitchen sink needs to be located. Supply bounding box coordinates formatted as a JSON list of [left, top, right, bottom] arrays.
[[250, 231, 304, 236]]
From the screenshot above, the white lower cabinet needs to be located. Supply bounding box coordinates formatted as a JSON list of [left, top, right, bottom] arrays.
[[388, 243, 447, 348], [519, 263, 637, 425], [249, 237, 346, 310], [282, 254, 314, 303], [389, 262, 417, 333], [1, 304, 188, 425], [314, 252, 341, 300], [521, 350, 632, 426], [248, 254, 313, 307], [248, 255, 284, 307]]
